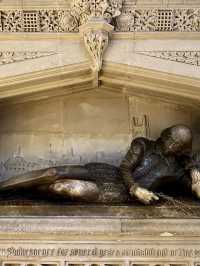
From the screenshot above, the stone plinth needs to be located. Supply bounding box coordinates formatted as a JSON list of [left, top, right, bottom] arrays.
[[0, 203, 199, 265]]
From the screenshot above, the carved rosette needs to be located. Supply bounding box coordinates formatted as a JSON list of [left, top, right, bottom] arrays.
[[71, 0, 123, 72]]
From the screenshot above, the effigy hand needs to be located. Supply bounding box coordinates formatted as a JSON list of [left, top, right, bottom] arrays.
[[191, 168, 200, 199], [129, 185, 159, 205]]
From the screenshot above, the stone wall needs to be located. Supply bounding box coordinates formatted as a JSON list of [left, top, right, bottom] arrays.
[[0, 89, 199, 179]]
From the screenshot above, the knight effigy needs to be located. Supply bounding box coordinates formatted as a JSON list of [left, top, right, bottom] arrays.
[[0, 124, 199, 205]]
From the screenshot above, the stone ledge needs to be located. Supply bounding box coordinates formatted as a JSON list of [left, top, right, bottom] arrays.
[[0, 217, 199, 238], [0, 199, 198, 218], [0, 203, 198, 237]]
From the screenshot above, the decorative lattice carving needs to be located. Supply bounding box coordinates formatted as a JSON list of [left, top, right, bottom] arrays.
[[174, 9, 197, 31], [157, 9, 173, 31], [137, 51, 200, 66], [1, 10, 23, 32], [40, 10, 64, 32], [132, 9, 158, 32], [40, 10, 78, 32], [23, 11, 40, 32], [0, 51, 55, 65], [0, 8, 200, 32], [117, 8, 200, 32]]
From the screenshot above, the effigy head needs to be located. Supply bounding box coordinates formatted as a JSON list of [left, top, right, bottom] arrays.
[[160, 124, 192, 155]]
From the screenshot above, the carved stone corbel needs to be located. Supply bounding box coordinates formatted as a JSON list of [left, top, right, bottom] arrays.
[[80, 19, 113, 72], [71, 0, 123, 73]]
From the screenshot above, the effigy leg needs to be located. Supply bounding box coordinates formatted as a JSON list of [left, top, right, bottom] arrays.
[[49, 179, 100, 202]]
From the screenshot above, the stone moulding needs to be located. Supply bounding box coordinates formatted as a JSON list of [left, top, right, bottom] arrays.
[[0, 8, 200, 33], [0, 217, 198, 236], [1, 62, 200, 107], [137, 51, 200, 66]]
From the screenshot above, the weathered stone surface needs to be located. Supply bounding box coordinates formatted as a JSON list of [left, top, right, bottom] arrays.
[[63, 96, 129, 134], [0, 201, 198, 218], [0, 3, 199, 266]]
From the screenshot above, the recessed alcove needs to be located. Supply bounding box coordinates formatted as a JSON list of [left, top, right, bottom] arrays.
[[0, 88, 200, 181], [0, 83, 199, 214]]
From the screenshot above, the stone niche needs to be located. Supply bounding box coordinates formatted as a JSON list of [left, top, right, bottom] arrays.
[[0, 83, 200, 266], [0, 73, 200, 266], [0, 89, 200, 180]]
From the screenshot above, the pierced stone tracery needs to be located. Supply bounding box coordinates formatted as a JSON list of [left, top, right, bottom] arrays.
[[0, 7, 200, 33]]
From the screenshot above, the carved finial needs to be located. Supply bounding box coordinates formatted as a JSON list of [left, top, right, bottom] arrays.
[[71, 0, 123, 25]]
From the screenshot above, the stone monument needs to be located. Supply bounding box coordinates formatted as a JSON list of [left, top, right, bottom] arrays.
[[0, 0, 200, 265]]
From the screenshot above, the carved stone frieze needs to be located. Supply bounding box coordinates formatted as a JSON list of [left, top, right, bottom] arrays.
[[71, 0, 123, 25], [0, 10, 79, 32], [0, 51, 55, 65], [125, 9, 158, 32], [137, 51, 200, 66], [40, 10, 78, 32], [116, 8, 200, 32], [0, 7, 200, 32], [1, 10, 23, 32], [174, 9, 199, 32]]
